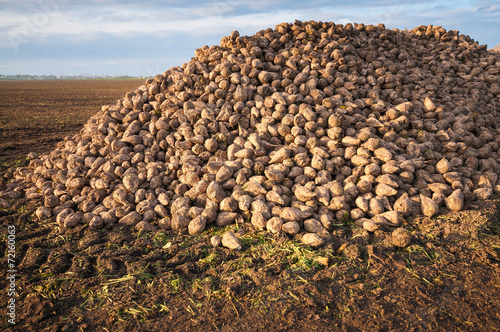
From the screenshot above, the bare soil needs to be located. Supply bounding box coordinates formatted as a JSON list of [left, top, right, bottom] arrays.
[[1, 80, 500, 331], [0, 79, 143, 163]]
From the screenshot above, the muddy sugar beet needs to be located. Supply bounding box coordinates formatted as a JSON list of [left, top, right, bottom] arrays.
[[2, 21, 500, 249]]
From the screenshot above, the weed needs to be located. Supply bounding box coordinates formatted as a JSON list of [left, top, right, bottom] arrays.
[[153, 232, 171, 247], [238, 235, 254, 247], [282, 242, 321, 272], [199, 252, 219, 266], [423, 249, 438, 262], [170, 276, 183, 294], [155, 302, 171, 313], [341, 212, 354, 226]]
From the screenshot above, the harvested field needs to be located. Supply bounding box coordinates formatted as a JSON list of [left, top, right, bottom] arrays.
[[1, 21, 500, 331], [0, 79, 143, 164]]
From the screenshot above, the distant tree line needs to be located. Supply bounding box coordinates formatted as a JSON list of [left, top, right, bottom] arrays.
[[0, 74, 143, 80]]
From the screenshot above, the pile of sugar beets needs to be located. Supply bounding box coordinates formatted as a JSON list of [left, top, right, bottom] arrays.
[[2, 21, 500, 249]]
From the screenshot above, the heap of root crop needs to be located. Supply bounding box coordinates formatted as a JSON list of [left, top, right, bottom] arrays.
[[2, 21, 500, 247]]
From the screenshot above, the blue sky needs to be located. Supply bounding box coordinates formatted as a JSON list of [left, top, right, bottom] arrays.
[[0, 0, 499, 76]]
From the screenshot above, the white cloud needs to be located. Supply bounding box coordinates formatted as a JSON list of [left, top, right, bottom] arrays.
[[0, 0, 498, 74]]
